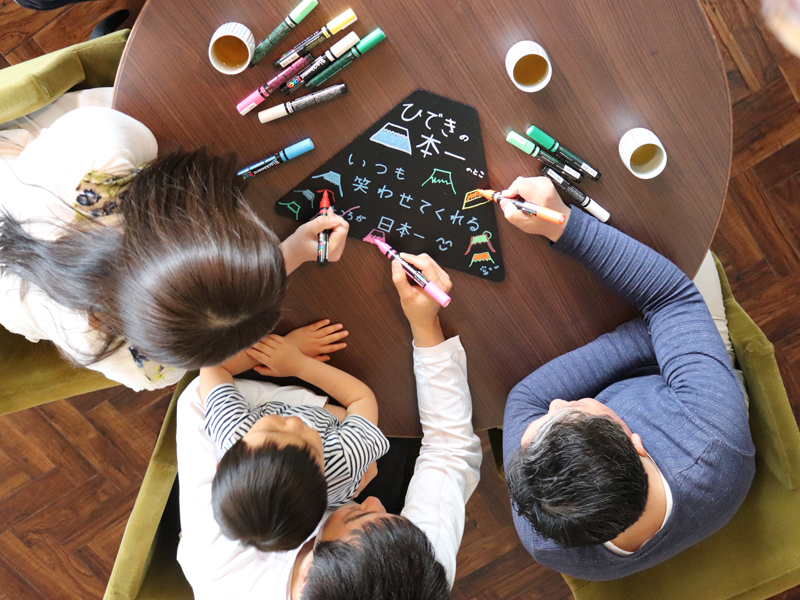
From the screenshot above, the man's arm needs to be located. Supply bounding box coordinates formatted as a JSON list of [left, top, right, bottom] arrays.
[[501, 177, 747, 445], [388, 254, 482, 587]]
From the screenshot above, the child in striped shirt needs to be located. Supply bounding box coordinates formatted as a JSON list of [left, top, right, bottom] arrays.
[[199, 329, 389, 553]]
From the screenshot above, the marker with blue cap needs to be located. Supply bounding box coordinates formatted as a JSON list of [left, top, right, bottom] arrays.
[[237, 138, 314, 179]]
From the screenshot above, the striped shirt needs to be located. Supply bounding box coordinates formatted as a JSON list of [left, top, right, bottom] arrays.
[[204, 383, 389, 508]]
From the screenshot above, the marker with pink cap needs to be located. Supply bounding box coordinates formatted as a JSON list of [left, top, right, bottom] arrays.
[[363, 231, 452, 308], [237, 54, 314, 116]]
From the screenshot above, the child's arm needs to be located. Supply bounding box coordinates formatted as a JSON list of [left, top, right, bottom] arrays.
[[199, 365, 234, 407], [246, 335, 379, 425], [214, 319, 350, 377]]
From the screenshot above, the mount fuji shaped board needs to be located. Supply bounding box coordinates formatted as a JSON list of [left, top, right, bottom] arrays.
[[275, 89, 504, 282]]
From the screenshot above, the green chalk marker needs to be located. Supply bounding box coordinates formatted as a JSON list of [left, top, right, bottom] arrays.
[[526, 125, 601, 181], [506, 131, 583, 183], [250, 0, 318, 68], [306, 28, 386, 89]]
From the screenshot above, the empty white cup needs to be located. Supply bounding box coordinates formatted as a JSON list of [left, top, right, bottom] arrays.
[[619, 128, 667, 179], [208, 22, 255, 75], [505, 41, 552, 92]]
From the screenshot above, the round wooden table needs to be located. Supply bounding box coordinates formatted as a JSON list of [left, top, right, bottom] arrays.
[[114, 0, 731, 436]]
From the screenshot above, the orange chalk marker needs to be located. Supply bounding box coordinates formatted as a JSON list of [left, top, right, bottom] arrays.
[[477, 189, 565, 225]]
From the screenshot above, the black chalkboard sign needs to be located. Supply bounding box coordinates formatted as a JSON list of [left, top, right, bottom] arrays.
[[275, 89, 504, 282]]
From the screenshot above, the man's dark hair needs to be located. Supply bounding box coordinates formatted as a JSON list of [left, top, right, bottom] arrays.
[[302, 517, 449, 600], [211, 438, 327, 552], [505, 410, 649, 548]]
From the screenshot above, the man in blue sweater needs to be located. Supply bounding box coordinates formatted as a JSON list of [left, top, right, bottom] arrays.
[[501, 177, 755, 581]]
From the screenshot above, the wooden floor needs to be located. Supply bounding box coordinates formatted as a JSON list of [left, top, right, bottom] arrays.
[[1, 1, 799, 599]]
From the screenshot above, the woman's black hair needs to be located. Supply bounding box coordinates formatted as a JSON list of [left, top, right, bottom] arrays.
[[0, 148, 286, 369]]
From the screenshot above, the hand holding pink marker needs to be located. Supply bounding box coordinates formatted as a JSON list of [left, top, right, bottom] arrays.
[[363, 231, 452, 308]]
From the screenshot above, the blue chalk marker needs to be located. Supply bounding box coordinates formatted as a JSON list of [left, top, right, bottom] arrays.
[[237, 138, 314, 179]]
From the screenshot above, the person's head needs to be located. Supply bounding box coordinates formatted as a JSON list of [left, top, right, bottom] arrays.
[[505, 398, 649, 548], [212, 414, 327, 551], [0, 148, 286, 369], [301, 498, 449, 600]]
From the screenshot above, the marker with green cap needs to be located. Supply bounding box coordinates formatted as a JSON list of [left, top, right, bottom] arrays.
[[306, 28, 386, 90], [526, 125, 601, 181], [505, 131, 583, 183], [250, 0, 318, 68]]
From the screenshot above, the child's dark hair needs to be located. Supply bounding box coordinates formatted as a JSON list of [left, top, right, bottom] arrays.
[[212, 438, 327, 551], [0, 148, 286, 369]]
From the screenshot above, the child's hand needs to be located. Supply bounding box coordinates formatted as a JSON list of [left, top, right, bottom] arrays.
[[285, 319, 349, 362], [279, 208, 349, 273], [499, 176, 570, 242], [391, 253, 450, 347], [246, 335, 309, 378]]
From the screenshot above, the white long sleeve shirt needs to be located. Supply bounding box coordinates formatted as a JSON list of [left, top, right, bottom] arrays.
[[175, 335, 482, 599], [0, 100, 184, 391]]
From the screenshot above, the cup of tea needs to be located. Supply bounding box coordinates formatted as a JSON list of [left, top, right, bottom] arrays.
[[505, 41, 552, 92], [209, 23, 255, 75], [619, 128, 668, 179]]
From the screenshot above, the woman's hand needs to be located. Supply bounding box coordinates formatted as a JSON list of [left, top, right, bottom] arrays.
[[285, 319, 348, 362], [279, 207, 349, 273], [499, 176, 570, 242]]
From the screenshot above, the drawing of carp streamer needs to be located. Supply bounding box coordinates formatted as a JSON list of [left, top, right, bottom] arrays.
[[421, 168, 457, 194]]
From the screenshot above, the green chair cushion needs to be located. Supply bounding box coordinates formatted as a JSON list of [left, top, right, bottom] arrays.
[[0, 325, 118, 416], [565, 456, 800, 600], [104, 371, 197, 600], [0, 29, 129, 124], [713, 255, 800, 490]]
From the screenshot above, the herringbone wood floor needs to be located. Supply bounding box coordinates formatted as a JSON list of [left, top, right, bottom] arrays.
[[1, 1, 800, 599]]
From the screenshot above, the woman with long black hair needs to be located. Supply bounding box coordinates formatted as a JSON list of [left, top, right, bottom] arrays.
[[0, 106, 348, 390]]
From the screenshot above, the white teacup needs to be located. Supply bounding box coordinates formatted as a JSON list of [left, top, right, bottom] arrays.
[[209, 22, 255, 75], [619, 128, 667, 179], [505, 41, 552, 92]]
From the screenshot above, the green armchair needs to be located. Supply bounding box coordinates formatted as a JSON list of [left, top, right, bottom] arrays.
[[562, 254, 800, 600], [0, 30, 134, 414], [103, 372, 196, 600], [0, 29, 129, 123]]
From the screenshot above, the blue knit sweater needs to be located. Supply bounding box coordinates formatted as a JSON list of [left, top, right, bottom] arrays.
[[502, 208, 755, 581]]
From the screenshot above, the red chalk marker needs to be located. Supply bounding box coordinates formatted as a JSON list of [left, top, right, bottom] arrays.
[[315, 190, 334, 266]]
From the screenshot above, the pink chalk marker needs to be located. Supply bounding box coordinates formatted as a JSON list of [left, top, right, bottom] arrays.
[[363, 231, 452, 308], [236, 54, 314, 116]]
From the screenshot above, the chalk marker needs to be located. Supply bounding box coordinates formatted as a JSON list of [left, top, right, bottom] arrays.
[[236, 138, 314, 179], [506, 131, 583, 183], [543, 168, 610, 222], [306, 28, 386, 89], [281, 31, 360, 94], [363, 231, 451, 307], [250, 0, 318, 67], [258, 83, 348, 123], [477, 189, 565, 224], [526, 125, 601, 181], [237, 54, 314, 115], [274, 9, 358, 69]]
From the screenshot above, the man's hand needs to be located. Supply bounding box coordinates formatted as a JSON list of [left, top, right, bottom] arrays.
[[246, 334, 310, 378], [500, 176, 570, 242], [391, 253, 450, 348], [285, 319, 348, 362], [279, 207, 350, 273]]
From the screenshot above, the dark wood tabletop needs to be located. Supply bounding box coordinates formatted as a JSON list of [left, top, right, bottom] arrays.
[[114, 0, 731, 437]]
